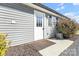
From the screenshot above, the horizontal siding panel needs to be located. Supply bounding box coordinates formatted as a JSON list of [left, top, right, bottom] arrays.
[[0, 29, 34, 33], [0, 20, 34, 23], [0, 25, 34, 28], [0, 12, 32, 18], [8, 35, 34, 39], [0, 15, 33, 20], [0, 18, 34, 21], [0, 11, 32, 17], [0, 23, 34, 25], [0, 5, 34, 46], [0, 6, 33, 16]]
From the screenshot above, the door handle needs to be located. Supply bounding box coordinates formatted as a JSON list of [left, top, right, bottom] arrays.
[[42, 28, 44, 30]]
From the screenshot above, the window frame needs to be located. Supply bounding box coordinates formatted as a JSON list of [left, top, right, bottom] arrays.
[[36, 15, 43, 27], [48, 15, 52, 27]]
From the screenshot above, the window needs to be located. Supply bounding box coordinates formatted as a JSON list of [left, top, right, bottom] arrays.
[[52, 17, 57, 25], [48, 15, 52, 26], [36, 15, 43, 27]]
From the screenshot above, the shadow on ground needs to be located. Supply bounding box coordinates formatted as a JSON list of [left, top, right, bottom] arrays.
[[6, 39, 55, 56]]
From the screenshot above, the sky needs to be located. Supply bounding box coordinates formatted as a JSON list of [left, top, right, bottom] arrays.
[[43, 3, 79, 23]]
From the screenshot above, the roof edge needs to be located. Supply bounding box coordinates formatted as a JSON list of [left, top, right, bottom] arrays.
[[23, 3, 71, 20]]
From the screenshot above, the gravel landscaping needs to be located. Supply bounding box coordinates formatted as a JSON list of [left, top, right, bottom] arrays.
[[6, 39, 55, 56], [60, 35, 79, 56]]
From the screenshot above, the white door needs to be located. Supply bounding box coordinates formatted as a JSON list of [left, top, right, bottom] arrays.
[[44, 15, 57, 39], [34, 10, 44, 40], [43, 15, 52, 39]]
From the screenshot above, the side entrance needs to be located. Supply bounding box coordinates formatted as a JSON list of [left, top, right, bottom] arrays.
[[34, 10, 44, 40], [34, 10, 56, 40]]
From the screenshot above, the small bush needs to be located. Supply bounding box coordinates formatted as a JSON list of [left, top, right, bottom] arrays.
[[57, 19, 77, 38], [0, 33, 9, 56]]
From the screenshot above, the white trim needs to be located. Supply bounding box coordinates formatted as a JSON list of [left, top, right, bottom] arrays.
[[24, 3, 66, 20], [34, 10, 36, 40]]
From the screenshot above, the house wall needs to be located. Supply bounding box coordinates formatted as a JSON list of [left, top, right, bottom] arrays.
[[44, 14, 57, 39], [34, 9, 57, 39], [50, 16, 57, 38], [0, 3, 63, 46], [0, 4, 34, 46]]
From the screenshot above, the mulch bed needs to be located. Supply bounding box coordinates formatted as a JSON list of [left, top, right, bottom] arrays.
[[6, 39, 55, 56]]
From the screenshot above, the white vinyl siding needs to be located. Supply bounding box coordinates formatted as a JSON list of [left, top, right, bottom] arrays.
[[0, 4, 34, 46]]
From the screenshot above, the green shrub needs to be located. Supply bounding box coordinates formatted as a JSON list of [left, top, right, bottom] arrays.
[[0, 33, 9, 56], [57, 19, 77, 38]]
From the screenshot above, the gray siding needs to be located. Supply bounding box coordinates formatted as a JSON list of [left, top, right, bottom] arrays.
[[0, 4, 34, 46]]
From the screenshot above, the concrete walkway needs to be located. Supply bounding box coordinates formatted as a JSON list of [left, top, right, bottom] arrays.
[[39, 39, 74, 56]]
